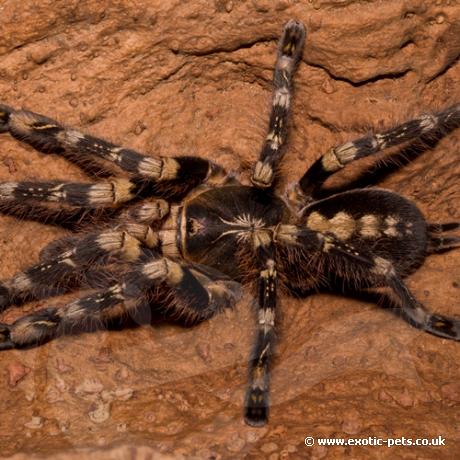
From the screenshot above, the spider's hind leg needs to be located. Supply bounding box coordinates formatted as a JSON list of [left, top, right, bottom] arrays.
[[389, 275, 460, 341], [427, 222, 460, 254], [328, 239, 460, 341]]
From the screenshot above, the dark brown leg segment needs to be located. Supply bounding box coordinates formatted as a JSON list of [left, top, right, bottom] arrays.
[[294, 104, 460, 204], [244, 244, 277, 427], [251, 20, 306, 188]]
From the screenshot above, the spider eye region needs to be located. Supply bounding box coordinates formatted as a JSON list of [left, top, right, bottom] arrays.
[[180, 186, 287, 278]]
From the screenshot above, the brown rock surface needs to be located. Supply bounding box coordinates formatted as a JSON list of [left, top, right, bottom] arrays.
[[0, 0, 459, 458]]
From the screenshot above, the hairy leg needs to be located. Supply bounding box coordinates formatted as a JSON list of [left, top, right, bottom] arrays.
[[251, 20, 306, 188], [327, 238, 460, 340], [0, 178, 136, 207], [291, 103, 460, 206], [427, 222, 460, 253], [244, 244, 278, 426], [0, 256, 241, 349], [0, 105, 228, 194], [0, 225, 157, 310]]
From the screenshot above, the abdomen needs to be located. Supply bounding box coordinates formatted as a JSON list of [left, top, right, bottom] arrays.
[[302, 188, 428, 277]]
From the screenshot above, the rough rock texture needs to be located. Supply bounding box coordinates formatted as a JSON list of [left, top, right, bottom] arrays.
[[0, 0, 459, 458]]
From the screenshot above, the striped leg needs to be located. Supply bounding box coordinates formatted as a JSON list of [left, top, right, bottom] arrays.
[[0, 225, 157, 310], [132, 258, 242, 322], [0, 201, 118, 230], [244, 250, 277, 426], [389, 275, 460, 340], [0, 178, 168, 229], [427, 222, 460, 254], [0, 257, 242, 350], [0, 285, 132, 350], [293, 103, 460, 203], [0, 104, 226, 191], [0, 178, 136, 208], [329, 240, 460, 341], [251, 20, 306, 188], [0, 190, 169, 230]]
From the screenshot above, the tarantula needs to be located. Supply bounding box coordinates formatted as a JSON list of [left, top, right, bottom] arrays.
[[0, 20, 459, 427]]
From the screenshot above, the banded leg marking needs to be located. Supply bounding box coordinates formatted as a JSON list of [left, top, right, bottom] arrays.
[[0, 227, 156, 310], [2, 106, 177, 179], [326, 239, 460, 341], [0, 105, 228, 189], [427, 236, 460, 253], [0, 258, 241, 349], [123, 199, 170, 223], [251, 20, 306, 188], [135, 259, 242, 322], [389, 276, 460, 341], [0, 179, 135, 207], [297, 103, 460, 200], [0, 197, 169, 230], [245, 255, 277, 427], [0, 284, 129, 350], [427, 221, 460, 254]]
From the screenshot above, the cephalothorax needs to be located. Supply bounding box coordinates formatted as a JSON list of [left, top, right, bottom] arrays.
[[0, 20, 459, 427]]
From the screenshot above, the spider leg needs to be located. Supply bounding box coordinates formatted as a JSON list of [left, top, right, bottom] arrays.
[[0, 256, 242, 350], [292, 103, 460, 204], [0, 105, 229, 192], [0, 225, 157, 311], [427, 236, 460, 253], [427, 221, 460, 253], [428, 222, 460, 233], [0, 183, 169, 229], [135, 257, 242, 322], [0, 285, 133, 350], [244, 245, 277, 427], [251, 20, 305, 188], [389, 275, 460, 340], [0, 177, 137, 232], [0, 176, 169, 228], [0, 201, 119, 230], [0, 178, 137, 208], [327, 238, 460, 341]]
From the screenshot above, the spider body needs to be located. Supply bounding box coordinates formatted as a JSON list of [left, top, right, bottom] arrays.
[[180, 186, 427, 287], [180, 185, 287, 278], [299, 189, 428, 278], [0, 20, 459, 428]]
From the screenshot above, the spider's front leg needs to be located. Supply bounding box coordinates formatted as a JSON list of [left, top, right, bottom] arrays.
[[0, 177, 137, 208], [0, 159, 172, 228], [0, 104, 229, 194], [244, 243, 277, 426], [290, 103, 460, 206], [0, 256, 242, 350], [251, 20, 306, 188]]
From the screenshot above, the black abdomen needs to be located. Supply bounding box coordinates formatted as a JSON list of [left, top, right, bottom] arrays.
[[302, 188, 428, 276]]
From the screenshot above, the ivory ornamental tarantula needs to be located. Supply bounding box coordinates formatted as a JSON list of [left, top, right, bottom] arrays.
[[0, 20, 459, 427]]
